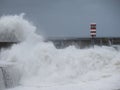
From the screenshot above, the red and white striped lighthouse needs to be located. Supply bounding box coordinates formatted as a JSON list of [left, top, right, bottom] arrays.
[[90, 23, 96, 38]]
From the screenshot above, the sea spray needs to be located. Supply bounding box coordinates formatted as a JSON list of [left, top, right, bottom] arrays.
[[0, 13, 42, 42], [0, 14, 120, 90]]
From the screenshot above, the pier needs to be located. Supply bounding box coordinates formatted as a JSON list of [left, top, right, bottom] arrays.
[[46, 37, 120, 49]]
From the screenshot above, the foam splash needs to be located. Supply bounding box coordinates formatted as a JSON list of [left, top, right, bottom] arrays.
[[0, 13, 42, 42], [0, 14, 120, 90]]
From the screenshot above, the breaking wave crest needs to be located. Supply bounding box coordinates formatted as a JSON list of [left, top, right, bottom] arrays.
[[0, 13, 42, 42]]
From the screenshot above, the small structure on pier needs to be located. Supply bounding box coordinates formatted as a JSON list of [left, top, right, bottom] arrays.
[[90, 23, 96, 47]]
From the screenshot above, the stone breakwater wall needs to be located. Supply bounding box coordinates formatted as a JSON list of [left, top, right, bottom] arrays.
[[0, 62, 21, 90], [46, 37, 120, 49]]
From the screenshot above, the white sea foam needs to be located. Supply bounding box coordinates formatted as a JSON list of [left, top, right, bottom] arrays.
[[0, 13, 42, 42], [0, 14, 120, 90]]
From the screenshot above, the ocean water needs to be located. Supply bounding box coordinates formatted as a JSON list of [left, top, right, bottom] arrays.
[[0, 14, 120, 90]]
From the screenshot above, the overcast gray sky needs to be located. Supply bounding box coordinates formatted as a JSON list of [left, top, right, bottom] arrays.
[[0, 0, 120, 38]]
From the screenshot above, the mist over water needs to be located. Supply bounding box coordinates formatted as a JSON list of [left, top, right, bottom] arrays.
[[0, 13, 42, 42], [0, 14, 120, 90]]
